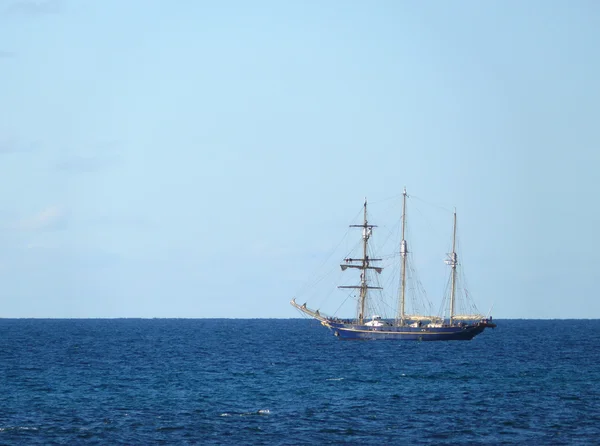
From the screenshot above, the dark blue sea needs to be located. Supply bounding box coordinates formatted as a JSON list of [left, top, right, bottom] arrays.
[[1, 319, 599, 445]]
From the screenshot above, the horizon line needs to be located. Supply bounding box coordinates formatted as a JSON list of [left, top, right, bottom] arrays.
[[1, 317, 599, 321]]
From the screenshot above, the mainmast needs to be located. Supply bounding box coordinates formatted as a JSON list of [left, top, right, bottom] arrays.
[[447, 209, 458, 325], [339, 198, 382, 325], [399, 187, 408, 325]]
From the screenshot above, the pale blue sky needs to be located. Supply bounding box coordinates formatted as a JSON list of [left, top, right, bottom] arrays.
[[0, 0, 598, 318]]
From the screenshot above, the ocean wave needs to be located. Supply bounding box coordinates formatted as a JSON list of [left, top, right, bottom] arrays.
[[219, 409, 271, 417]]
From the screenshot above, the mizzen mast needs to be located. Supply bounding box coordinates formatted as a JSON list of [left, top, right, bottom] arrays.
[[339, 198, 382, 324]]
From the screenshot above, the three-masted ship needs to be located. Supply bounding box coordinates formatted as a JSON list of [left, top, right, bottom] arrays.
[[290, 189, 496, 340]]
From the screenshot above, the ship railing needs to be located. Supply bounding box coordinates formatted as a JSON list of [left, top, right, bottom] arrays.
[[402, 315, 443, 322], [451, 314, 485, 321]]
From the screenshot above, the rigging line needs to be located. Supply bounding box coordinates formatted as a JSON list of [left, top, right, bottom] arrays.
[[409, 200, 449, 244], [294, 227, 351, 297], [295, 201, 364, 297], [439, 275, 452, 317], [343, 238, 363, 261], [295, 263, 338, 300], [347, 204, 365, 226], [377, 293, 396, 313], [410, 194, 454, 214], [372, 219, 401, 257], [294, 308, 311, 320], [317, 276, 342, 310], [308, 264, 343, 298], [369, 193, 404, 206], [333, 292, 356, 318]]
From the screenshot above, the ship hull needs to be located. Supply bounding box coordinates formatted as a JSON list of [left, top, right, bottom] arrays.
[[323, 321, 492, 341]]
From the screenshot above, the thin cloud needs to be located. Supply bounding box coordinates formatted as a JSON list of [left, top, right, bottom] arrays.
[[14, 205, 68, 231], [5, 0, 63, 16]]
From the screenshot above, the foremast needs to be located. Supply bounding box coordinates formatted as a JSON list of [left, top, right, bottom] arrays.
[[339, 198, 382, 324]]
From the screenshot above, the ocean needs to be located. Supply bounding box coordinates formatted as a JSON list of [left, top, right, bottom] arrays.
[[1, 319, 599, 445]]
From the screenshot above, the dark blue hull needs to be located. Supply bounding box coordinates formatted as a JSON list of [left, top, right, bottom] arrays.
[[322, 321, 493, 341]]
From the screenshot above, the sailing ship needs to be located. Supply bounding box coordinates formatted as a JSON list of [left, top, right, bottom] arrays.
[[290, 189, 496, 340]]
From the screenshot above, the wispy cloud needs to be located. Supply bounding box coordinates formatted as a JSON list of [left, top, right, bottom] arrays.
[[14, 205, 68, 231], [4, 0, 63, 16]]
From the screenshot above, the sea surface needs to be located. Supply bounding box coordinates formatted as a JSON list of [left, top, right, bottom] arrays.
[[1, 319, 599, 445]]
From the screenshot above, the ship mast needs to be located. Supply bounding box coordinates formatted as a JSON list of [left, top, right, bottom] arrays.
[[399, 187, 408, 325], [339, 198, 382, 325], [448, 209, 458, 325], [358, 200, 369, 324]]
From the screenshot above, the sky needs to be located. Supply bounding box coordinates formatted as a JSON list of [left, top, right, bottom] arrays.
[[0, 0, 599, 318]]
